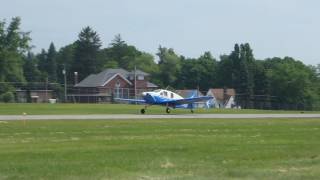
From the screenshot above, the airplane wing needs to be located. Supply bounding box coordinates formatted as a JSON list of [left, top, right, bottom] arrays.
[[163, 96, 213, 106], [114, 98, 146, 104]]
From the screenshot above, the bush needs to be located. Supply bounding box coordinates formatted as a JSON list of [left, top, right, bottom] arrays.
[[0, 91, 15, 103]]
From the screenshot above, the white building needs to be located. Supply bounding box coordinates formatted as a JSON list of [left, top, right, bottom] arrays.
[[206, 88, 238, 108]]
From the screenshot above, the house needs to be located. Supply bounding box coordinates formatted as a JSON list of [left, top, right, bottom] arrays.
[[206, 88, 238, 108], [70, 68, 158, 103], [16, 89, 54, 103], [175, 89, 206, 108]]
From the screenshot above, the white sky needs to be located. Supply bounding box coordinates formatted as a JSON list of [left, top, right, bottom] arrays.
[[1, 0, 319, 65]]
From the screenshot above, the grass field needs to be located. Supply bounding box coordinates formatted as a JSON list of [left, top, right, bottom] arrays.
[[0, 118, 320, 179], [0, 103, 319, 115]]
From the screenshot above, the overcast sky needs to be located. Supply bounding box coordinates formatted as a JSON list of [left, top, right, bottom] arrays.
[[1, 0, 319, 65]]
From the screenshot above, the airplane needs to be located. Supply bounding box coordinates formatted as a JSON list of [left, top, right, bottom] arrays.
[[115, 89, 214, 114]]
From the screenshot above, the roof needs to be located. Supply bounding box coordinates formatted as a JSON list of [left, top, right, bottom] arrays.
[[128, 69, 149, 76], [207, 88, 235, 101], [175, 89, 204, 98], [147, 82, 158, 88], [75, 69, 131, 87], [75, 68, 152, 87]]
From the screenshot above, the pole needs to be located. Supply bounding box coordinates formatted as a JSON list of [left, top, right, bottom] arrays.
[[45, 77, 48, 103], [74, 72, 78, 85], [63, 66, 67, 102], [134, 66, 137, 102]]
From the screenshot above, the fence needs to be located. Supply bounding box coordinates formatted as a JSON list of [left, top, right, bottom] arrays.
[[0, 82, 319, 110]]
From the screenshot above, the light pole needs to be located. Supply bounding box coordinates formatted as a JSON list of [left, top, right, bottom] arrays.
[[74, 72, 78, 85], [62, 67, 67, 102]]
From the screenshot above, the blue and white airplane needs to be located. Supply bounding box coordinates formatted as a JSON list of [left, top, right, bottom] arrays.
[[116, 89, 213, 114]]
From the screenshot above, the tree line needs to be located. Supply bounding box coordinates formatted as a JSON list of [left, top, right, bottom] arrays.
[[1, 17, 320, 110]]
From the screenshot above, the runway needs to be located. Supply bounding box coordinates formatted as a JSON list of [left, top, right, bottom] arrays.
[[0, 114, 320, 120]]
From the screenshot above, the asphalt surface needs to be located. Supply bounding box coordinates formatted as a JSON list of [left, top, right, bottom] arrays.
[[0, 114, 320, 120]]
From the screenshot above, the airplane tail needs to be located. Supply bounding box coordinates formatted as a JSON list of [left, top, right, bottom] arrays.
[[186, 90, 198, 109], [205, 98, 214, 109], [188, 90, 197, 98]]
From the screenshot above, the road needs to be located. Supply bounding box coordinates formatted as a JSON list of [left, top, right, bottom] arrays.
[[0, 114, 320, 120]]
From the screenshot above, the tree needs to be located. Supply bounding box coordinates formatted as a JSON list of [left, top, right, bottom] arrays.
[[179, 52, 217, 90], [0, 17, 31, 100], [265, 57, 318, 110], [253, 60, 271, 109], [46, 42, 57, 82], [129, 52, 158, 73], [56, 43, 76, 84], [156, 46, 181, 88], [38, 43, 58, 82], [72, 26, 102, 81], [23, 52, 42, 82], [216, 55, 233, 88], [0, 17, 30, 83], [240, 43, 255, 108], [106, 34, 141, 69]]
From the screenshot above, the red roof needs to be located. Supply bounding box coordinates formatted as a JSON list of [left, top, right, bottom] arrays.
[[207, 88, 235, 101]]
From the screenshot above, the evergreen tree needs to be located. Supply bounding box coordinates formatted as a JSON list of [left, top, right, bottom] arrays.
[[72, 26, 102, 81], [107, 34, 141, 69], [37, 49, 47, 73], [46, 42, 57, 82], [56, 44, 75, 84], [229, 43, 255, 109], [23, 52, 42, 82]]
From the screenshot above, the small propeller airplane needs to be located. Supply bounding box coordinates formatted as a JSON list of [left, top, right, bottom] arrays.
[[116, 89, 214, 114]]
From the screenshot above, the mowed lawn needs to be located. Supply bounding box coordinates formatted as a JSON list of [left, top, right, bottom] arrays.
[[0, 103, 319, 115], [0, 118, 320, 179]]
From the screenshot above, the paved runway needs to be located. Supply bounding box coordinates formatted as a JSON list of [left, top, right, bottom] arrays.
[[0, 114, 320, 120]]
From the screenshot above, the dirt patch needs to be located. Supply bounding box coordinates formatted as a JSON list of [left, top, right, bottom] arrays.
[[160, 159, 175, 169]]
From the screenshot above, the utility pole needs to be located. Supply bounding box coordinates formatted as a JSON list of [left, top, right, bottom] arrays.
[[62, 65, 67, 102], [134, 65, 137, 101], [45, 77, 48, 103]]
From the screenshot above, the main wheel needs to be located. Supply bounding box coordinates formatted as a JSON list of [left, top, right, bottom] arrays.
[[166, 107, 170, 114], [140, 109, 145, 114]]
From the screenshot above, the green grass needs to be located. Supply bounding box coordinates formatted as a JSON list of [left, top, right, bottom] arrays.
[[0, 103, 319, 115], [0, 118, 320, 179]]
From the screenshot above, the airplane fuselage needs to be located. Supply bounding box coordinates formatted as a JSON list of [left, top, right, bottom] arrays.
[[142, 89, 183, 106]]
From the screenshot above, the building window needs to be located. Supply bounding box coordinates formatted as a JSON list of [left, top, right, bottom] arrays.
[[116, 81, 121, 88], [137, 75, 144, 80]]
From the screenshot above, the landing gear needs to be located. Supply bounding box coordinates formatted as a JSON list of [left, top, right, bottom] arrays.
[[140, 108, 145, 114], [166, 107, 171, 114]]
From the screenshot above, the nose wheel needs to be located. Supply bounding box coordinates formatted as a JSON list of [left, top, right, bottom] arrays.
[[166, 107, 171, 114], [140, 108, 145, 114]]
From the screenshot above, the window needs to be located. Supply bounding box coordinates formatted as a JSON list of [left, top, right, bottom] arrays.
[[163, 91, 167, 97], [137, 75, 144, 80], [171, 93, 174, 98], [115, 81, 121, 88]]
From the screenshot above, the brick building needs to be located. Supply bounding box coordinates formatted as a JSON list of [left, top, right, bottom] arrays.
[[70, 68, 158, 103]]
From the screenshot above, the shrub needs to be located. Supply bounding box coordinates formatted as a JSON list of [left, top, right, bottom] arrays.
[[0, 91, 15, 103]]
